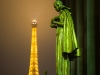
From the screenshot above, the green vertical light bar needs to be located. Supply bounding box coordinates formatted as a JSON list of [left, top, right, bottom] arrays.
[[86, 0, 95, 75], [69, 1, 77, 75], [76, 0, 83, 75]]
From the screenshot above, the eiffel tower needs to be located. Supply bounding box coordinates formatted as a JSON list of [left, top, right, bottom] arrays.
[[28, 20, 39, 75]]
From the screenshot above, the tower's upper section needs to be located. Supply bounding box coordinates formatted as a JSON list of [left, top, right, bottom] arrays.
[[31, 19, 37, 27]]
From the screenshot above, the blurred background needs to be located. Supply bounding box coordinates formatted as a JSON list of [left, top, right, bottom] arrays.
[[0, 0, 100, 75]]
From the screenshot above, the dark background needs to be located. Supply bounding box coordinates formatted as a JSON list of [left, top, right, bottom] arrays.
[[64, 0, 100, 75], [0, 0, 100, 75]]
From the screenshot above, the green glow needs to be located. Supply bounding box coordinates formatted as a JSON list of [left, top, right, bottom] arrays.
[[50, 1, 80, 75]]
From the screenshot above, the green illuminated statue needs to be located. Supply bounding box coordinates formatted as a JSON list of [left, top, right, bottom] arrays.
[[50, 0, 81, 75]]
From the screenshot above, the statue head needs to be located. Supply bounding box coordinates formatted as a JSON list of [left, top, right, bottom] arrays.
[[53, 0, 63, 12]]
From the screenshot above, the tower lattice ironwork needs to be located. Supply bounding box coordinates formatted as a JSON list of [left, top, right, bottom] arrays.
[[28, 23, 39, 75]]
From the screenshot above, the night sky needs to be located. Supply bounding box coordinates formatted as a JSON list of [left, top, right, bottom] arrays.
[[0, 0, 59, 75]]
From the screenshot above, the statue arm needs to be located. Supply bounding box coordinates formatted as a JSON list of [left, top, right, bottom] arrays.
[[52, 21, 63, 27], [50, 23, 57, 28], [52, 13, 64, 27], [50, 16, 59, 28]]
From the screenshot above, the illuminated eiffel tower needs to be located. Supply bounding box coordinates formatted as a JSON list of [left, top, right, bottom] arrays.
[[28, 20, 39, 75]]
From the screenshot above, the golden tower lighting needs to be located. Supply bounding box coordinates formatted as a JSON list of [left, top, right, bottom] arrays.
[[28, 19, 39, 75]]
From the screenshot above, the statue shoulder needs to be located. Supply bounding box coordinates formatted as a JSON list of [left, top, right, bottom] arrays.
[[62, 6, 72, 15], [62, 6, 71, 11], [61, 9, 69, 17]]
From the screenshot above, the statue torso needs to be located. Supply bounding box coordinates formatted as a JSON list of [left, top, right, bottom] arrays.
[[56, 10, 65, 37]]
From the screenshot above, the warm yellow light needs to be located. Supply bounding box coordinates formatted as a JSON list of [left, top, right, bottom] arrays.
[[32, 19, 37, 25], [28, 27, 39, 75]]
